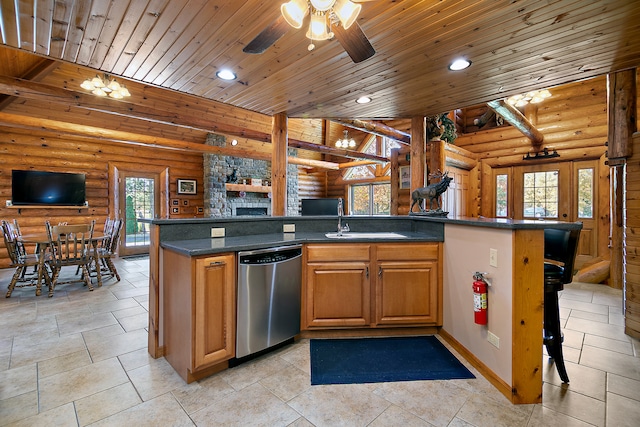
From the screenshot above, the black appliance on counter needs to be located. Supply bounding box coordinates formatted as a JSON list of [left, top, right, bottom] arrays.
[[301, 198, 341, 216]]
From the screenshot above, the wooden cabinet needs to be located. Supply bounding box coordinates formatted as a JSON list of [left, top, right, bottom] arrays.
[[305, 244, 371, 328], [162, 249, 235, 383], [303, 242, 442, 329], [374, 243, 441, 326]]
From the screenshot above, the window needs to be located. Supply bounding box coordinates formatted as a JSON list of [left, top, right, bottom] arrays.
[[577, 168, 594, 218], [523, 171, 558, 218], [496, 174, 508, 217], [350, 183, 391, 215]]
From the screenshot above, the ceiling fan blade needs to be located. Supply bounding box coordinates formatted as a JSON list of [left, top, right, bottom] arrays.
[[243, 15, 290, 54], [333, 21, 375, 63]]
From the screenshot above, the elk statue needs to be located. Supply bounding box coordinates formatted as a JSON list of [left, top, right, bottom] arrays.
[[410, 172, 454, 213]]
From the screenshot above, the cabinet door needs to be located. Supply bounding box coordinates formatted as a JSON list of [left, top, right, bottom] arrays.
[[194, 254, 236, 369], [306, 262, 370, 328], [374, 260, 439, 326]]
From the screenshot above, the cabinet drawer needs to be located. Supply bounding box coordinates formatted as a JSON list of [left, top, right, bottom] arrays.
[[306, 244, 371, 262], [376, 243, 439, 261]]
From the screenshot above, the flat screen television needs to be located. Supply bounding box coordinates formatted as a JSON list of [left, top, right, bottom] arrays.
[[11, 170, 86, 206], [301, 198, 341, 216]]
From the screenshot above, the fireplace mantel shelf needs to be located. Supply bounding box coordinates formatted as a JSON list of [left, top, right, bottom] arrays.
[[225, 183, 271, 193]]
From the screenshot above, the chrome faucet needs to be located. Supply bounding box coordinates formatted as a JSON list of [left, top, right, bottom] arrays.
[[337, 199, 349, 236]]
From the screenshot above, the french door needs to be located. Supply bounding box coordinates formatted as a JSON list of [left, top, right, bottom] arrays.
[[494, 160, 600, 264], [118, 172, 159, 257]]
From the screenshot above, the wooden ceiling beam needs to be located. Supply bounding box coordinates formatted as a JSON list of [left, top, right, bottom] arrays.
[[332, 119, 411, 144], [288, 139, 389, 163], [0, 74, 382, 164], [0, 111, 340, 170], [486, 99, 544, 146], [0, 59, 59, 111], [0, 74, 272, 142]]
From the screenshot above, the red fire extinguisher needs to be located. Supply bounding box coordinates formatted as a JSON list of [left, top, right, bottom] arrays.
[[473, 272, 488, 325]]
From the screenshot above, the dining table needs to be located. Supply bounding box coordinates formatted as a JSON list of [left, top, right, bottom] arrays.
[[19, 232, 108, 296]]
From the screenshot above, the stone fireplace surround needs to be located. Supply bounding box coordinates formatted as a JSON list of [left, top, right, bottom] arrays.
[[203, 134, 299, 217]]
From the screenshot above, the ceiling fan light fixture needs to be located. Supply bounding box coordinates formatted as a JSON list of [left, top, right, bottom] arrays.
[[333, 0, 361, 29], [306, 12, 333, 40], [448, 58, 471, 71], [281, 0, 309, 28], [310, 0, 336, 12]]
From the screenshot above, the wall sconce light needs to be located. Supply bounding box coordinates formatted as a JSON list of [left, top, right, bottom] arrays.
[[523, 147, 560, 160]]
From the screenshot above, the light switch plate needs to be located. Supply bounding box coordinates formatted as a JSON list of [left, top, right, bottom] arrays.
[[283, 224, 295, 233], [487, 331, 500, 348], [210, 227, 225, 238], [489, 248, 498, 267]]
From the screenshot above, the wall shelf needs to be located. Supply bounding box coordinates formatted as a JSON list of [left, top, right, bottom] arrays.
[[225, 183, 271, 193], [7, 204, 89, 214]]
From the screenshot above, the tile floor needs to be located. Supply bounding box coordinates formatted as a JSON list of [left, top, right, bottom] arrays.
[[0, 256, 639, 426]]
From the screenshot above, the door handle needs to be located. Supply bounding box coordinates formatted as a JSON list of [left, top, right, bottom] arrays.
[[366, 266, 369, 279], [378, 266, 382, 277], [209, 261, 224, 266]]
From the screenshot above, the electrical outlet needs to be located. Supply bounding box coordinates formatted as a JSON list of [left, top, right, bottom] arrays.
[[210, 227, 225, 238], [283, 224, 295, 233], [487, 331, 500, 348], [489, 248, 498, 267]]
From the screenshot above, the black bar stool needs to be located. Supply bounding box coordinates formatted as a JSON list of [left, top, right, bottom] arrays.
[[543, 226, 581, 383]]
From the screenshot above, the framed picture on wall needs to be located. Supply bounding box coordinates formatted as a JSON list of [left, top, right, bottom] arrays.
[[399, 166, 411, 189], [177, 179, 196, 194]]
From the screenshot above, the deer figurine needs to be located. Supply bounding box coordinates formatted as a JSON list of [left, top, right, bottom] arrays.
[[410, 172, 454, 213]]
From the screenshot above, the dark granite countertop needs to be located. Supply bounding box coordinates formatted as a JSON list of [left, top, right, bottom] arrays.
[[160, 231, 440, 256], [153, 216, 582, 256], [420, 216, 584, 230]]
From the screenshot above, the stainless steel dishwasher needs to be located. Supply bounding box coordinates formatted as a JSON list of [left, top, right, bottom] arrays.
[[236, 245, 302, 358]]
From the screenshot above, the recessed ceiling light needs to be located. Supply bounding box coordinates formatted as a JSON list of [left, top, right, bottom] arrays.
[[448, 59, 471, 71], [355, 96, 371, 104], [216, 69, 237, 80], [231, 139, 238, 146]]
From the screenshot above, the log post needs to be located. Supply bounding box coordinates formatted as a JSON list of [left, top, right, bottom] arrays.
[[608, 69, 637, 291], [607, 69, 637, 161], [391, 148, 399, 215], [271, 112, 288, 216], [410, 116, 426, 191]]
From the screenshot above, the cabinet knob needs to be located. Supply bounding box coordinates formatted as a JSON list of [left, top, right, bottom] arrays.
[[378, 266, 382, 277]]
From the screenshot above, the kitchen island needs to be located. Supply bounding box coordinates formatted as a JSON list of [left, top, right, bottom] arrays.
[[145, 215, 581, 404]]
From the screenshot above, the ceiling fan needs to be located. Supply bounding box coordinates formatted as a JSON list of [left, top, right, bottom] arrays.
[[243, 0, 377, 64]]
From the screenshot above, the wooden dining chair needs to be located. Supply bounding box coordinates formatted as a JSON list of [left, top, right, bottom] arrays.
[[87, 218, 123, 282], [2, 220, 51, 297], [45, 220, 96, 297]]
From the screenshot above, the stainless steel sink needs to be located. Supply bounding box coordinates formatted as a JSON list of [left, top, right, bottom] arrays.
[[324, 232, 409, 239]]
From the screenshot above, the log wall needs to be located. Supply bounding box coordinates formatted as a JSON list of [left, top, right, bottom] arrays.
[[0, 127, 204, 268], [625, 131, 640, 339]]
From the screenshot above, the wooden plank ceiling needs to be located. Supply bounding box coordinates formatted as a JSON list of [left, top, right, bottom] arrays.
[[0, 0, 638, 123]]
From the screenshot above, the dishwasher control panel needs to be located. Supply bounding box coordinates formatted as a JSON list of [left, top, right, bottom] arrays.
[[239, 246, 302, 265]]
